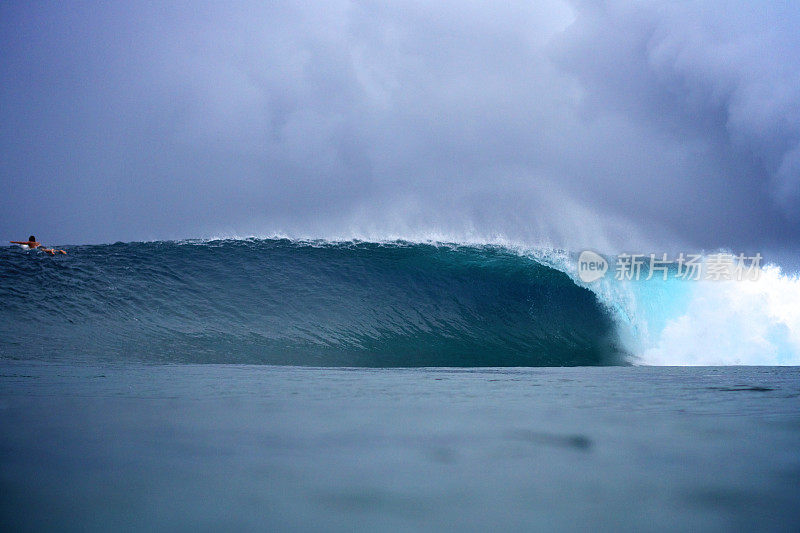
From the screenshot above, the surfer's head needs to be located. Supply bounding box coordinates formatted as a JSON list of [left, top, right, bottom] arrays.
[[28, 236, 35, 242]]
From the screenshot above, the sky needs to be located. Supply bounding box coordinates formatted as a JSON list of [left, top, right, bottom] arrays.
[[1, 0, 799, 259]]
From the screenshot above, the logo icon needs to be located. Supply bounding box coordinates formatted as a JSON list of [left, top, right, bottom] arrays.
[[577, 250, 608, 283]]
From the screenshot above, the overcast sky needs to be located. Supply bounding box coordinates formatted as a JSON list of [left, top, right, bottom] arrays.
[[2, 0, 799, 257]]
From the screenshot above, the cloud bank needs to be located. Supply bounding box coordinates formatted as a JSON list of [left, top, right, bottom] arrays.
[[1, 1, 798, 257]]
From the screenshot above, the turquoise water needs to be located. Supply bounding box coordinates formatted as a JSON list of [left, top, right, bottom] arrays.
[[1, 362, 799, 531]]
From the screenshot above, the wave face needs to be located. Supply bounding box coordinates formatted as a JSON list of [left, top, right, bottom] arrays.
[[0, 240, 623, 366]]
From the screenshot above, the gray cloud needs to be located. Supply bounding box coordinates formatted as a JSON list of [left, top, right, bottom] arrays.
[[1, 1, 798, 258], [553, 1, 800, 237]]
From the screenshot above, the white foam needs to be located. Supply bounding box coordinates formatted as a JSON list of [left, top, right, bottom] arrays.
[[636, 265, 800, 365], [550, 250, 800, 366]]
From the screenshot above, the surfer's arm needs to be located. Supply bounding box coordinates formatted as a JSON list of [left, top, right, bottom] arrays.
[[10, 241, 27, 244]]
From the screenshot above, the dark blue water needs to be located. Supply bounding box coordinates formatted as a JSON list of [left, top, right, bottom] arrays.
[[0, 239, 622, 366], [1, 362, 798, 531]]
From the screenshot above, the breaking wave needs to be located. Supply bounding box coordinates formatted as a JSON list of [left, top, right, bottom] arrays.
[[0, 239, 621, 366], [2, 238, 798, 366]]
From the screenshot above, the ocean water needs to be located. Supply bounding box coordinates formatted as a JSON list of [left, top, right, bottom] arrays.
[[2, 239, 799, 530], [0, 240, 621, 366], [1, 363, 799, 531]]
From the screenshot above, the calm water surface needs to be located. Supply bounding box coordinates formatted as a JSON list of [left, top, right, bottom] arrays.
[[1, 362, 799, 532]]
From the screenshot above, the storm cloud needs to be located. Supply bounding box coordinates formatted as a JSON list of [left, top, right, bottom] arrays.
[[1, 1, 798, 257]]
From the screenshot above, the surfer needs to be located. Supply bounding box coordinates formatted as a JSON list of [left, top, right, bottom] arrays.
[[10, 236, 66, 255]]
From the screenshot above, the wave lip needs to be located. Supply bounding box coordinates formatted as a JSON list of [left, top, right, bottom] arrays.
[[0, 239, 624, 367]]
